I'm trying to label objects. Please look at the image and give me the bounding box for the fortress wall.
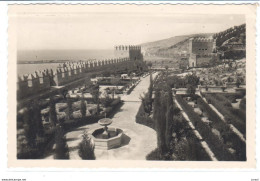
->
[115,45,142,61]
[188,38,219,68]
[18,44,144,100]
[17,57,132,100]
[189,38,216,55]
[114,45,130,58]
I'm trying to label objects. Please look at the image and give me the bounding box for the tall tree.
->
[23,107,37,147]
[78,131,95,160]
[90,84,100,115]
[49,97,58,127]
[32,100,44,137]
[54,124,70,159]
[165,87,174,151]
[147,72,153,113]
[66,97,73,120]
[80,93,87,118]
[153,89,167,157]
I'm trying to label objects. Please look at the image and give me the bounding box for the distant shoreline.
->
[17,60,81,64]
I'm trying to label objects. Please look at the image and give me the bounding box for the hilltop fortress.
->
[17,45,143,100]
[188,37,219,68]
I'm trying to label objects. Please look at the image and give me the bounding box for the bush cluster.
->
[78,132,95,160]
[136,102,154,129]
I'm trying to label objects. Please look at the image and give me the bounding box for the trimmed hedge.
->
[204,93,246,135]
[197,97,246,161]
[175,95,236,161]
[136,102,155,129]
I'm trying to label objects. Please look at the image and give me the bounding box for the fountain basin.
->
[90,127,123,150]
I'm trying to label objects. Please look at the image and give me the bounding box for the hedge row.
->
[213,94,246,122]
[175,95,236,161]
[176,120,212,161]
[204,93,246,135]
[63,99,123,131]
[136,102,155,130]
[197,97,246,161]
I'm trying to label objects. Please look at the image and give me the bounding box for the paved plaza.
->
[64,73,158,160]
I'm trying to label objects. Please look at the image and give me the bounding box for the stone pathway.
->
[65,73,158,160]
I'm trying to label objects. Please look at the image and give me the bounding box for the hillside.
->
[141,24,245,61]
[141,33,213,57]
[213,24,245,48]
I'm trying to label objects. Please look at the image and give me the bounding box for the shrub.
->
[66,98,73,120]
[146,148,173,160]
[136,102,154,129]
[204,94,246,135]
[239,97,246,110]
[80,98,87,118]
[100,95,113,107]
[49,97,58,126]
[23,107,37,147]
[110,97,121,107]
[54,125,70,159]
[186,84,196,95]
[17,129,40,159]
[78,131,95,160]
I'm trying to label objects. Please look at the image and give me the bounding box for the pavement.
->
[63,73,158,160]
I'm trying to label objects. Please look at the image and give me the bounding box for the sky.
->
[14,5,246,51]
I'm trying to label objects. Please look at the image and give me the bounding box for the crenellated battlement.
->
[114,45,141,51]
[189,37,215,42]
[17,57,132,99]
[114,45,143,61]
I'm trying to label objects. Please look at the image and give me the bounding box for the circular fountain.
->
[90,118,123,150]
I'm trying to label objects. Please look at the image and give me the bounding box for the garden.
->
[175,94,246,161]
[201,92,246,136]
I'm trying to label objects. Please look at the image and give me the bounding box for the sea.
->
[17,49,115,76]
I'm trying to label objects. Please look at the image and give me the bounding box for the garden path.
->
[65,72,158,160]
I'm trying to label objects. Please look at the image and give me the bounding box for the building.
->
[114,45,143,61]
[188,37,219,68]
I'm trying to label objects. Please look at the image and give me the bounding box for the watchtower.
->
[114,45,143,61]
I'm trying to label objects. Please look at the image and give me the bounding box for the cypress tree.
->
[165,87,174,151]
[32,100,44,137]
[153,89,167,157]
[49,97,57,127]
[80,94,87,118]
[160,91,167,155]
[148,72,153,113]
[54,124,69,159]
[66,97,73,120]
[78,131,95,160]
[23,107,37,147]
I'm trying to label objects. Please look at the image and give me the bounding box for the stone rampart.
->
[17,57,132,100]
